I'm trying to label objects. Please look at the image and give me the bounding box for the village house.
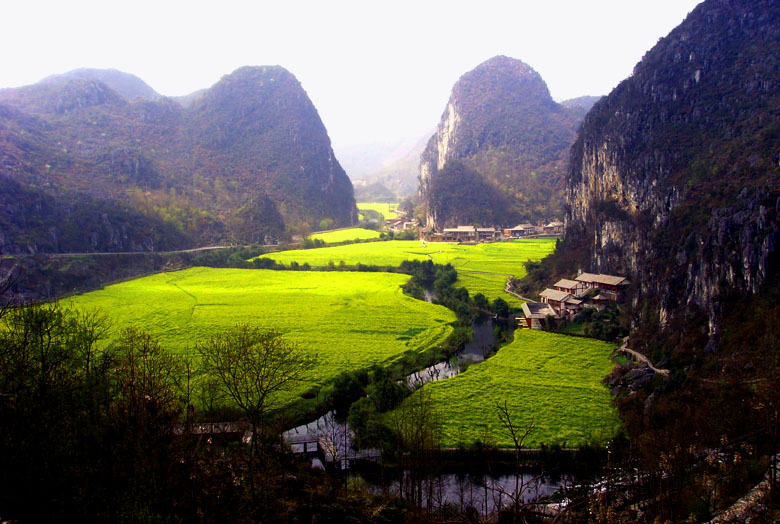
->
[539,288,571,312]
[439,226,500,242]
[544,221,564,235]
[553,278,587,297]
[503,223,536,238]
[441,226,478,242]
[539,288,583,317]
[385,218,416,232]
[520,302,558,329]
[476,227,501,242]
[575,272,630,300]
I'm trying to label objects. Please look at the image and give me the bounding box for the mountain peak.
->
[41,68,160,101]
[419,55,583,229]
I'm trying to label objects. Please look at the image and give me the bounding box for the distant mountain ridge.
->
[0,66,356,253]
[347,133,430,200]
[419,56,589,229]
[41,68,162,101]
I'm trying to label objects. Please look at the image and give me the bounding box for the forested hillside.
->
[0,66,357,253]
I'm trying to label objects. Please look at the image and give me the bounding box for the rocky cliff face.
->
[420,56,585,229]
[566,0,780,337]
[0,66,356,253]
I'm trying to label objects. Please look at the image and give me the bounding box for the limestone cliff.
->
[419,56,585,229]
[566,0,780,337]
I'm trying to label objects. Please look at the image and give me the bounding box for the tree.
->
[491,297,510,318]
[388,387,442,511]
[196,324,314,493]
[496,400,536,518]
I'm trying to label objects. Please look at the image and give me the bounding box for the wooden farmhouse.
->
[441,226,501,242]
[539,288,583,317]
[476,227,501,242]
[544,221,564,235]
[553,278,587,297]
[442,226,478,242]
[575,272,629,300]
[503,223,536,238]
[520,302,558,329]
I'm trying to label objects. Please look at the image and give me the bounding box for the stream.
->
[281,317,569,508]
[284,317,514,464]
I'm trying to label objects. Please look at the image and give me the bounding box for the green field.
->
[357,202,400,219]
[454,272,525,309]
[309,227,381,243]
[409,330,619,448]
[259,239,555,276]
[67,267,455,405]
[259,239,554,307]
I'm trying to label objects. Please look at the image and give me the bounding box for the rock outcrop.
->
[565,0,780,337]
[419,56,586,229]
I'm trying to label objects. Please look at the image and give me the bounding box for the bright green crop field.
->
[408,330,619,448]
[309,228,381,243]
[357,202,400,219]
[259,239,554,307]
[259,239,555,276]
[454,272,525,309]
[67,267,455,406]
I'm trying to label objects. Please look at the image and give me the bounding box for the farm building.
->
[520,302,558,329]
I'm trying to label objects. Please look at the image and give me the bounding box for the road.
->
[617,337,670,375]
[1,245,232,259]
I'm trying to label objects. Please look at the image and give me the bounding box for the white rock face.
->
[436,102,460,170]
[419,100,462,227]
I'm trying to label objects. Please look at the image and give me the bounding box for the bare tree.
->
[496,400,537,516]
[0,263,20,319]
[388,387,442,511]
[196,324,315,493]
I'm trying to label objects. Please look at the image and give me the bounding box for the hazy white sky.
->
[2,0,702,151]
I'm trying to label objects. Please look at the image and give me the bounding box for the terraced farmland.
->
[67,267,455,405]
[407,329,619,448]
[309,227,381,243]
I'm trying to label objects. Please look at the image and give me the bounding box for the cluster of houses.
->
[385,217,416,232]
[420,221,564,243]
[520,271,629,329]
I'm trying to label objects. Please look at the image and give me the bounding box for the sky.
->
[2,0,703,153]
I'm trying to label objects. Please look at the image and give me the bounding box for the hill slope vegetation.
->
[0,66,357,253]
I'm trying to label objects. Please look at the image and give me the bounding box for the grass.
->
[406,329,619,448]
[309,228,381,243]
[67,267,456,407]
[357,202,400,219]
